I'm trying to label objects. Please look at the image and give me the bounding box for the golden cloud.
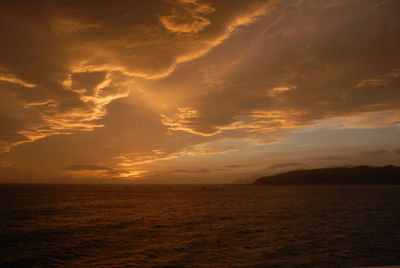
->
[161,107,221,136]
[160,0,215,34]
[356,69,400,88]
[0,0,275,154]
[183,141,238,156]
[162,107,308,137]
[1,0,400,182]
[115,150,184,167]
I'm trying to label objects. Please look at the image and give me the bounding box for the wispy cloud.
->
[0,0,272,154]
[159,0,214,34]
[173,168,211,173]
[64,164,112,171]
[2,0,400,182]
[360,149,389,156]
[0,160,11,167]
[115,150,183,167]
[227,164,243,168]
[266,162,302,170]
[316,156,344,161]
[356,78,391,88]
[356,69,400,88]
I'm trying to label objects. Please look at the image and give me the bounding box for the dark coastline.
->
[253,165,400,185]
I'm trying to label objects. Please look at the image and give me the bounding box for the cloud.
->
[2,0,400,182]
[159,0,215,34]
[174,168,211,173]
[291,110,400,133]
[160,0,400,146]
[64,163,149,179]
[183,140,239,156]
[113,140,240,175]
[162,108,308,138]
[119,170,149,178]
[316,156,344,161]
[0,0,273,153]
[393,148,400,155]
[266,162,302,170]
[342,111,400,129]
[356,69,400,88]
[361,149,389,156]
[227,164,242,168]
[267,85,296,98]
[64,164,112,171]
[161,107,220,136]
[63,164,123,179]
[355,78,391,88]
[389,69,400,78]
[51,19,101,33]
[0,69,36,88]
[115,149,183,167]
[0,160,10,167]
[0,67,130,153]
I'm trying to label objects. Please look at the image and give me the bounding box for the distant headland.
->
[252,165,400,185]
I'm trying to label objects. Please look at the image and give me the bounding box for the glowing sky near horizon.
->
[0,0,399,183]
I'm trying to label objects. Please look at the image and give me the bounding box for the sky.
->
[0,0,399,184]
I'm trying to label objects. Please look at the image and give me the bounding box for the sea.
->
[0,184,399,267]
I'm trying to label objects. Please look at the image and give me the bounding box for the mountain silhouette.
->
[253,165,400,185]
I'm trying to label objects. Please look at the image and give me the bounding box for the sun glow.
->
[119,170,148,178]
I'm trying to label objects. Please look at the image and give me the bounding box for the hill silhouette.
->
[253,165,400,185]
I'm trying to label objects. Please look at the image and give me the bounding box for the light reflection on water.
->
[1,185,399,267]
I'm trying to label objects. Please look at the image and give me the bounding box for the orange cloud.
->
[0,160,11,167]
[0,0,275,154]
[161,107,220,136]
[1,0,400,183]
[267,85,296,98]
[183,141,238,156]
[356,78,391,88]
[119,170,149,178]
[162,107,308,138]
[160,0,215,34]
[115,150,184,167]
[0,68,36,88]
[356,69,400,88]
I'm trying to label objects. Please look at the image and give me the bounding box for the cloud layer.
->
[1,0,400,182]
[0,0,271,153]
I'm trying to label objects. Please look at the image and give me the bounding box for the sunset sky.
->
[0,0,399,183]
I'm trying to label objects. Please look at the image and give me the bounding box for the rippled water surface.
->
[1,184,400,267]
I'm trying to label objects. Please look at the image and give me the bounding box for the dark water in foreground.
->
[0,185,399,267]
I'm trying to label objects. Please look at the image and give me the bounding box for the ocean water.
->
[0,185,399,267]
